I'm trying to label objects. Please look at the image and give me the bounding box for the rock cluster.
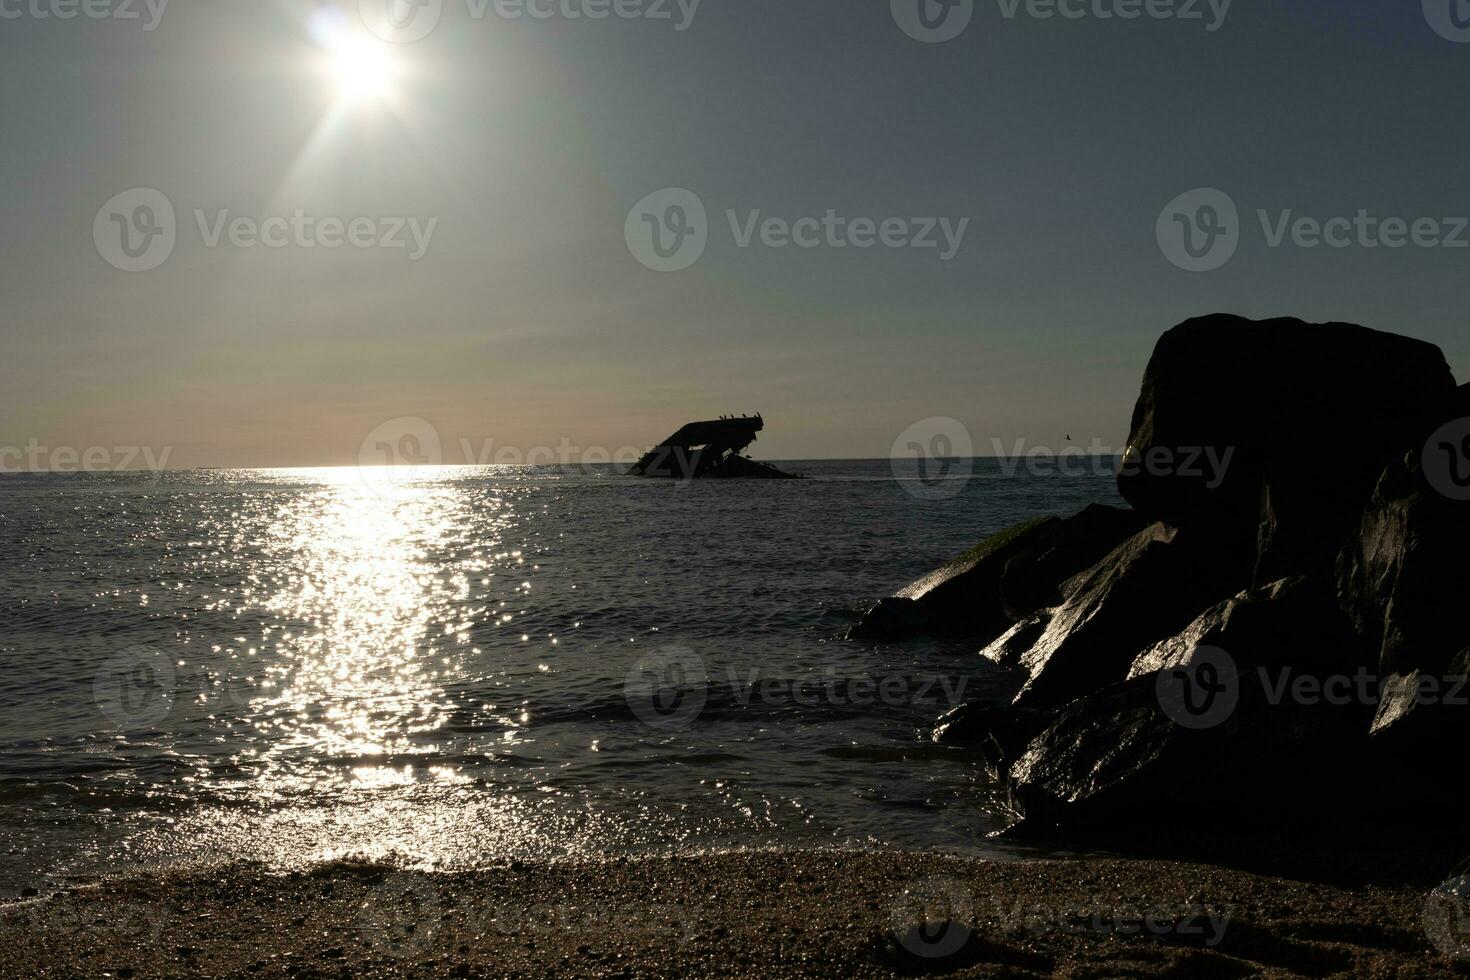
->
[862,315,1470,849]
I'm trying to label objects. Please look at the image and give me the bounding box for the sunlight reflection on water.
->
[0,462,1122,884]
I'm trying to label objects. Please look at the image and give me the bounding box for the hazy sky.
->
[1,0,1467,467]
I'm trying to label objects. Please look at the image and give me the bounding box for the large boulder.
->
[1118,316,1457,584]
[849,506,1146,644]
[847,516,1058,641]
[997,504,1148,616]
[1004,668,1373,843]
[1127,575,1358,682]
[1009,523,1244,711]
[933,319,1467,854]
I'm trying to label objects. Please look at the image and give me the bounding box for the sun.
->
[329,35,396,104]
[309,7,399,107]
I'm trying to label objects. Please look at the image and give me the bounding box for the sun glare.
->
[330,36,396,103]
[309,7,398,107]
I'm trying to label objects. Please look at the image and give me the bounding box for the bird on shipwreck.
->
[629,414,802,480]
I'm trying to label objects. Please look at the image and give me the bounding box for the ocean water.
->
[0,460,1122,891]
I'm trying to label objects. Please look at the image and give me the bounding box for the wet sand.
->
[3,851,1465,978]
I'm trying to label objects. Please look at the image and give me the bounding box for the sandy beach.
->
[3,851,1464,978]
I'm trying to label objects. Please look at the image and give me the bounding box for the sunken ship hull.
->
[629,415,801,480]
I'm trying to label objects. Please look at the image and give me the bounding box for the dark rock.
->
[978,610,1051,672]
[1128,575,1360,681]
[1338,451,1470,687]
[843,597,927,641]
[847,516,1059,641]
[1005,669,1372,842]
[1118,315,1456,584]
[1335,444,1470,759]
[997,504,1149,616]
[1009,523,1243,711]
[849,506,1145,644]
[1369,648,1470,737]
[932,700,1050,778]
[19,887,38,898]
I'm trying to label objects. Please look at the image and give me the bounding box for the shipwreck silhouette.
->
[629,414,801,480]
